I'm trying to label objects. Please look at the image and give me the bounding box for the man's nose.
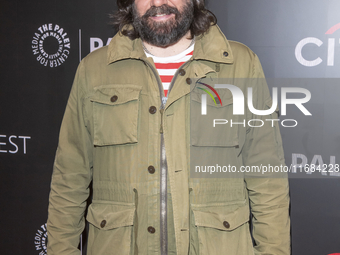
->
[150,0,168,7]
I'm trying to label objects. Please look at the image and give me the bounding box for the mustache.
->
[142,4,180,18]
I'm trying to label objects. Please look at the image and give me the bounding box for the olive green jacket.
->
[47,25,290,255]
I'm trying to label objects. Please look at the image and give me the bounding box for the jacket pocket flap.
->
[86,202,135,230]
[193,205,249,231]
[89,84,142,105]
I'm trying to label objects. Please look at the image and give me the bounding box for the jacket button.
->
[110,95,118,102]
[149,106,157,114]
[100,220,107,228]
[148,165,155,174]
[223,221,230,229]
[179,69,186,76]
[148,226,156,234]
[186,78,192,85]
[223,51,229,57]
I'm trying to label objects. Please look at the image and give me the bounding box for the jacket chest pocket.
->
[190,87,243,177]
[89,85,142,146]
[190,87,239,147]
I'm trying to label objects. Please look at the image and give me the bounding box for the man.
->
[47,0,290,254]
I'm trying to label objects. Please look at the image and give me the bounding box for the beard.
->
[132,1,194,47]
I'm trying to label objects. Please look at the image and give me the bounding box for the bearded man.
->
[47,0,290,254]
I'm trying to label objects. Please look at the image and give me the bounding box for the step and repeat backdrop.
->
[1,0,339,254]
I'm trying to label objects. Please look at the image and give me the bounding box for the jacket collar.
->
[191,25,234,64]
[107,25,234,65]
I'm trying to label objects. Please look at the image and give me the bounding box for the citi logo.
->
[295,23,340,67]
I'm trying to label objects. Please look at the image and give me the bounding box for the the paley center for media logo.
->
[198,82,311,128]
[31,23,71,68]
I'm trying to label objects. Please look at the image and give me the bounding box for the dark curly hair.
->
[110,0,217,40]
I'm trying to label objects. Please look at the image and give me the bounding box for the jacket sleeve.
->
[243,54,291,255]
[47,60,93,254]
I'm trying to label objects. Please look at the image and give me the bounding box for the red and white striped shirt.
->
[145,44,194,98]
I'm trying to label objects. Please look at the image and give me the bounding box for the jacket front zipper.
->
[144,58,191,255]
[143,60,168,255]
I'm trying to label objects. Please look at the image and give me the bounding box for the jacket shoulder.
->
[228,40,257,61]
[81,45,109,68]
[70,45,110,94]
[227,40,265,78]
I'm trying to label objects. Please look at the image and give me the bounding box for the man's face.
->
[132,0,194,47]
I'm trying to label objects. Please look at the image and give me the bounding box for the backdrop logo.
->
[32,23,71,67]
[295,23,340,67]
[0,134,31,154]
[90,37,112,53]
[34,223,47,255]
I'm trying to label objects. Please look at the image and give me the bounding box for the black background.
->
[1,0,339,254]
